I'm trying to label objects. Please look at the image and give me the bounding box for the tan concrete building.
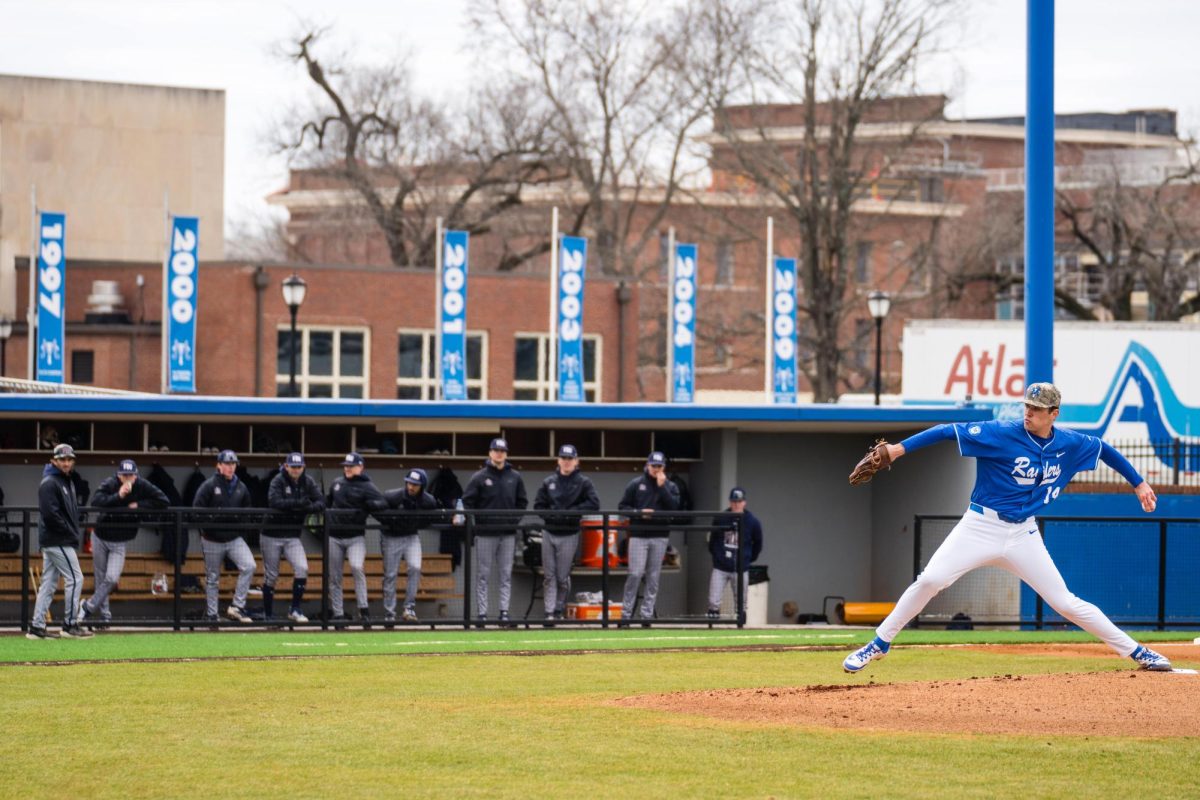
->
[0,74,225,324]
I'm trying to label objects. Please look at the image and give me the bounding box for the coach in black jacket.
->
[81,459,169,625]
[617,451,681,623]
[193,450,257,623]
[462,437,527,625]
[533,444,600,620]
[264,452,325,622]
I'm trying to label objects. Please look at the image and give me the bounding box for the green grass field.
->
[2,628,1198,799]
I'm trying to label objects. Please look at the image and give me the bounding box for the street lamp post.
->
[867,291,891,406]
[0,317,12,377]
[281,274,308,397]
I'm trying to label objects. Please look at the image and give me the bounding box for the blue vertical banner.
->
[671,242,697,403]
[440,230,470,401]
[771,257,798,404]
[35,212,66,383]
[165,216,199,393]
[557,235,588,402]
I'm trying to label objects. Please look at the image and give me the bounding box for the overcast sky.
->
[2,0,1199,239]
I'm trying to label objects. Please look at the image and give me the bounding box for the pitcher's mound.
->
[617,671,1200,737]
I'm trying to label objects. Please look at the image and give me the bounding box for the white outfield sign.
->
[901,320,1200,439]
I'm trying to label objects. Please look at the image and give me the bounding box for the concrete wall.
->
[0,74,225,317]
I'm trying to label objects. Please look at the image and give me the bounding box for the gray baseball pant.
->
[541,532,578,615]
[260,535,309,586]
[201,537,256,617]
[85,537,127,619]
[474,534,515,616]
[328,535,368,615]
[32,546,83,629]
[622,537,668,619]
[381,534,422,615]
[707,568,748,612]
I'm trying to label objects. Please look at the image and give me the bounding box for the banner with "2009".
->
[165,216,199,393]
[557,236,588,402]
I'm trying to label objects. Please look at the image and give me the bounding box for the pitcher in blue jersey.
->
[843,382,1172,674]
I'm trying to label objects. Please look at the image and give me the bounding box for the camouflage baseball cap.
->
[1024,382,1062,409]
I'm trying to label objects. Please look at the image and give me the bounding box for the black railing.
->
[1071,438,1200,488]
[1,507,744,631]
[913,513,1200,629]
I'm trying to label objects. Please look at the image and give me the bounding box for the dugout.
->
[0,394,989,623]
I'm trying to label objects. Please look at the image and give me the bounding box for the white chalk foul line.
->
[279,632,855,648]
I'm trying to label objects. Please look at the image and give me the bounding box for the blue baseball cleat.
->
[1130,645,1171,671]
[843,637,890,673]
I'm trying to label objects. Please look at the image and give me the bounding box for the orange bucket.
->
[579,515,625,568]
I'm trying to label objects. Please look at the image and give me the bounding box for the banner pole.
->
[548,207,559,401]
[434,217,444,401]
[764,216,774,399]
[665,227,676,403]
[27,186,37,379]
[161,190,170,394]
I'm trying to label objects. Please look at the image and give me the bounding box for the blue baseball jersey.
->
[952,420,1102,521]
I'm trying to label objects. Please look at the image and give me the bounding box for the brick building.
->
[10,259,638,402]
[268,96,1184,402]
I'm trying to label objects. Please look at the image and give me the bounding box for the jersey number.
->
[1043,486,1060,504]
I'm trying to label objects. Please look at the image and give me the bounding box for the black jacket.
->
[462,461,528,537]
[192,472,253,543]
[380,488,440,537]
[266,468,326,538]
[534,469,600,535]
[618,471,681,538]
[709,508,764,572]
[38,463,83,548]
[91,475,170,542]
[327,473,387,538]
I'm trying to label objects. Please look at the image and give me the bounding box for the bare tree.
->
[470,0,727,277]
[275,29,565,269]
[702,0,962,401]
[1056,149,1200,321]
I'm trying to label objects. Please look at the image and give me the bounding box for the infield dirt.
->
[617,643,1200,738]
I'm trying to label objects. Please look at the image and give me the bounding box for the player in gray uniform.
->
[533,444,600,622]
[381,468,439,624]
[462,437,528,627]
[265,452,325,623]
[193,449,257,624]
[81,458,169,627]
[30,444,93,639]
[618,451,681,625]
[327,452,388,629]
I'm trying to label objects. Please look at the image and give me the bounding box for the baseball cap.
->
[729,487,747,501]
[285,452,305,468]
[118,459,138,475]
[646,451,666,467]
[1024,382,1062,409]
[341,452,365,467]
[52,443,76,460]
[557,444,579,459]
[489,437,509,452]
[216,449,239,464]
[404,468,428,486]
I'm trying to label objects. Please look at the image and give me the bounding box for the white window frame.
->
[276,324,370,399]
[396,328,488,400]
[513,332,602,402]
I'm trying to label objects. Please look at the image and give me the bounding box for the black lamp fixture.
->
[281,274,308,397]
[866,290,891,406]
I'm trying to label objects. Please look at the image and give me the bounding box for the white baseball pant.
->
[877,505,1138,656]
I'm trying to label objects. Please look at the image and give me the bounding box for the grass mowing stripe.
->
[0,627,1196,664]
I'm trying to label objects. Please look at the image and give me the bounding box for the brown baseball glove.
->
[848,439,893,486]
